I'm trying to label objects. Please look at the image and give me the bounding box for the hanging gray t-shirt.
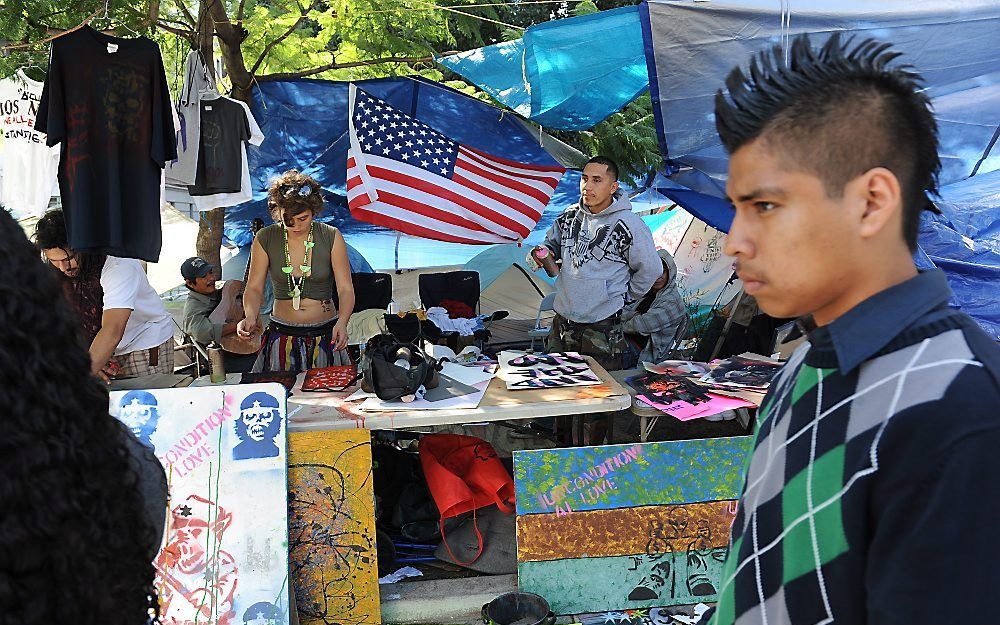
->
[165,50,215,187]
[188,97,250,196]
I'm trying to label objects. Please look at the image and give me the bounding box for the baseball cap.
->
[181,256,216,281]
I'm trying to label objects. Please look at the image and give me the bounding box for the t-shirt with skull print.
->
[187,97,250,196]
[36,26,176,263]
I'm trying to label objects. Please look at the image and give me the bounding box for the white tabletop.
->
[191,357,631,432]
[287,356,631,432]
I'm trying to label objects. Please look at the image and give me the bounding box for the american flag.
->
[346,85,566,244]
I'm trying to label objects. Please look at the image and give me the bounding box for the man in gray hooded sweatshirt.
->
[536,156,662,370]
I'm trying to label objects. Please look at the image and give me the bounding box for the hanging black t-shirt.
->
[187,98,250,196]
[36,26,175,262]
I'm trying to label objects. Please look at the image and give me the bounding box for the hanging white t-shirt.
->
[102,256,175,355]
[0,70,59,217]
[192,97,264,211]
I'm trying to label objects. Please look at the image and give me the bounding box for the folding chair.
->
[171,317,210,376]
[418,270,481,313]
[528,292,556,351]
[352,272,393,312]
[417,270,510,353]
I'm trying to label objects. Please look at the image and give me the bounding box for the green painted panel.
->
[518,548,728,615]
[514,437,753,515]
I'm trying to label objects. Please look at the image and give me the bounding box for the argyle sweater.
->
[705,272,1000,625]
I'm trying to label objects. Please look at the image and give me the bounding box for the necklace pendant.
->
[300,264,311,274]
[291,286,301,310]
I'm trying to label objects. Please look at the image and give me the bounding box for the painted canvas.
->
[498,351,601,390]
[700,355,782,389]
[288,430,381,625]
[514,437,753,615]
[627,374,756,421]
[110,384,290,625]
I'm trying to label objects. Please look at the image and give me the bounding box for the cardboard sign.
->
[110,384,290,625]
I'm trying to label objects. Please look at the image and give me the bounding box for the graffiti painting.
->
[499,351,601,390]
[110,384,290,625]
[514,438,752,614]
[288,430,380,625]
[701,355,782,389]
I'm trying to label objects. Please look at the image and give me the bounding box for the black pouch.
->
[360,334,441,401]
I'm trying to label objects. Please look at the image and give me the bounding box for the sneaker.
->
[704,409,737,422]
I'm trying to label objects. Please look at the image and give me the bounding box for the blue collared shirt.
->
[802,269,954,374]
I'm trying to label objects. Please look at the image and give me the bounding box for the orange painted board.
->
[289,430,381,625]
[517,500,737,562]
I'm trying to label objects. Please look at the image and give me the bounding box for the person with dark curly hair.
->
[0,207,167,624]
[35,209,174,381]
[237,169,355,371]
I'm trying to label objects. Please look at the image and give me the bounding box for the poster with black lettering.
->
[498,350,601,390]
[0,71,58,217]
[109,383,290,625]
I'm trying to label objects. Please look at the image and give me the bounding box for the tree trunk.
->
[195,207,227,268]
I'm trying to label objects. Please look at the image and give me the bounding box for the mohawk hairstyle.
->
[715,33,941,251]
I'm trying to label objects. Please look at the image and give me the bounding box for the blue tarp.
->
[919,170,1000,339]
[640,0,1000,336]
[227,76,584,268]
[438,6,648,130]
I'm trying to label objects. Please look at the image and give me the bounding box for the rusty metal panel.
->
[517,500,737,562]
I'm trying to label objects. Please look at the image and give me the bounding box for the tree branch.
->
[156,20,195,40]
[175,0,197,29]
[256,51,457,82]
[157,15,194,30]
[249,1,319,76]
[237,0,249,22]
[146,1,162,28]
[206,0,235,37]
[2,7,103,51]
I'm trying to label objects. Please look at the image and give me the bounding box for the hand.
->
[331,322,349,351]
[96,360,118,384]
[237,316,259,339]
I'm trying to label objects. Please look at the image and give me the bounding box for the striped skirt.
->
[251,317,351,373]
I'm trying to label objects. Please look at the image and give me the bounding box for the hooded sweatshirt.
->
[621,249,688,363]
[543,190,662,323]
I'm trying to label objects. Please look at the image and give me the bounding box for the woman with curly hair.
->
[0,209,166,624]
[237,170,355,371]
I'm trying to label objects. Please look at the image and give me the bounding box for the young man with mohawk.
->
[703,34,1000,624]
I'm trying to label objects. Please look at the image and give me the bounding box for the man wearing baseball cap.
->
[180,256,255,372]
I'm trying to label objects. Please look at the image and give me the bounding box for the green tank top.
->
[257,222,337,301]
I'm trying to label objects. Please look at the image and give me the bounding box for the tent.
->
[463,244,555,320]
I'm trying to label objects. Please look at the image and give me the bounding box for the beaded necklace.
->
[282,223,315,310]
